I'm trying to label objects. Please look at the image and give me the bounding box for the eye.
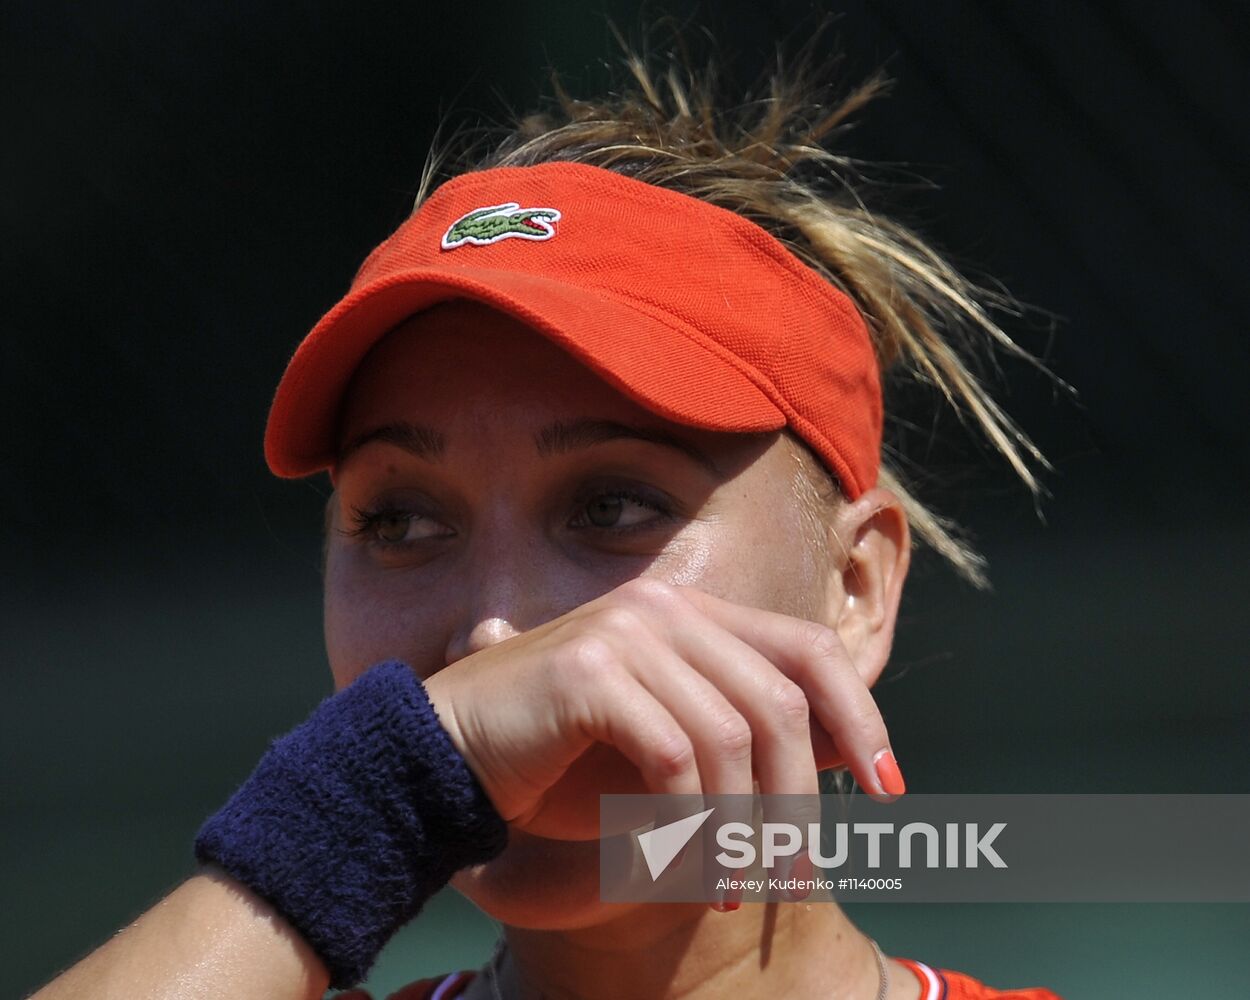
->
[585,494,626,528]
[343,503,452,546]
[374,511,417,543]
[571,489,671,532]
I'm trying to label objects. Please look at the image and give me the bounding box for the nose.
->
[443,615,522,665]
[441,523,570,667]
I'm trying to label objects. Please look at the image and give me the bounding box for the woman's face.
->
[323,301,845,927]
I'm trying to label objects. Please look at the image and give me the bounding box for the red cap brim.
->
[264,268,786,479]
[264,162,880,497]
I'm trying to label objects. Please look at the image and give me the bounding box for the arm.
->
[31,576,896,998]
[30,866,329,1000]
[31,662,507,999]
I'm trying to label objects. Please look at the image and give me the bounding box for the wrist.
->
[193,660,508,989]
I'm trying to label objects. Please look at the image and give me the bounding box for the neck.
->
[498,902,905,1000]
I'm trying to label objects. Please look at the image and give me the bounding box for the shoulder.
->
[900,958,1065,1000]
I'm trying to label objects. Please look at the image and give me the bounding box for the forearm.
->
[32,661,505,998]
[30,867,329,1000]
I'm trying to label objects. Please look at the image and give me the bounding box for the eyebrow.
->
[338,417,720,475]
[340,422,447,462]
[535,418,721,475]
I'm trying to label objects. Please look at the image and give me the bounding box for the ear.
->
[822,487,911,688]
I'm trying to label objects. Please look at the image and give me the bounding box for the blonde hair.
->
[414,41,1053,587]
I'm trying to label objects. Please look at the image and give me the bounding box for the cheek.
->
[645,502,827,621]
[743,486,830,619]
[323,547,448,690]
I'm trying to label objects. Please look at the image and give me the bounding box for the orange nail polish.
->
[712,885,742,912]
[785,852,813,901]
[873,749,906,797]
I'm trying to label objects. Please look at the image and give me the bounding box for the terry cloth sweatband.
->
[193,659,509,989]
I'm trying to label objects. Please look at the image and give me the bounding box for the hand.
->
[424,578,898,841]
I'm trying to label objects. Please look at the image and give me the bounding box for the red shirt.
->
[377,960,1064,999]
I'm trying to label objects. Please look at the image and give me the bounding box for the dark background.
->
[5,2,1248,997]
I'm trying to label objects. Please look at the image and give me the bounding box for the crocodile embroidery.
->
[441,202,562,249]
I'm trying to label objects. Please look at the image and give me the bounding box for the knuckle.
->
[799,621,844,663]
[590,604,644,637]
[652,733,696,778]
[713,715,753,759]
[617,576,680,611]
[555,634,617,682]
[849,702,886,740]
[772,681,811,730]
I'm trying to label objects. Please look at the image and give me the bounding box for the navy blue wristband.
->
[193,660,508,989]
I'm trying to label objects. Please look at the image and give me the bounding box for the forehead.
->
[334,300,788,479]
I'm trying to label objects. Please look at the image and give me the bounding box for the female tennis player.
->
[32,49,1062,1000]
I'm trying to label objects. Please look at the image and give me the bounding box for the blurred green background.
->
[5,2,1248,997]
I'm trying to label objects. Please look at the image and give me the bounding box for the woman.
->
[31,51,1060,1000]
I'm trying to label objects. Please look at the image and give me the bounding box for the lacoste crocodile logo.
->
[441,202,562,249]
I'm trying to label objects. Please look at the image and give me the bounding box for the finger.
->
[693,624,826,898]
[657,613,824,899]
[675,590,901,800]
[667,618,821,799]
[624,641,756,909]
[810,724,846,771]
[625,640,756,801]
[585,669,703,800]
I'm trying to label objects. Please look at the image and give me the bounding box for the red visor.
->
[264,161,881,497]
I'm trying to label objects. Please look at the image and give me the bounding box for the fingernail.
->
[711,885,741,912]
[776,848,804,880]
[785,852,813,901]
[873,749,906,798]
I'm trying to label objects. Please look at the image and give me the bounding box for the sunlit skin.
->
[323,301,916,1000]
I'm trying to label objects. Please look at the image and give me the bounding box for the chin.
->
[450,829,641,930]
